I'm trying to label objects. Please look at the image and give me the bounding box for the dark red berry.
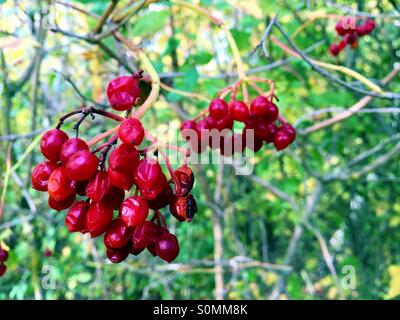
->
[0,247,9,262]
[86,202,113,238]
[329,43,341,56]
[31,161,59,191]
[170,194,198,222]
[155,232,180,263]
[209,98,228,120]
[74,180,89,196]
[281,123,296,142]
[65,201,89,233]
[173,165,194,197]
[107,76,140,111]
[180,120,198,142]
[44,249,53,257]
[214,114,234,131]
[273,131,292,151]
[60,138,89,165]
[106,243,130,263]
[132,221,163,249]
[65,150,99,181]
[130,243,145,256]
[147,243,157,257]
[148,184,174,210]
[104,218,133,249]
[230,100,249,122]
[0,264,7,277]
[48,167,75,201]
[48,192,76,211]
[118,118,145,146]
[40,129,69,162]
[120,196,149,227]
[101,186,125,210]
[244,128,263,152]
[86,171,109,202]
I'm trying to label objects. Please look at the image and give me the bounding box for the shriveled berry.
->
[155,232,180,263]
[120,196,149,227]
[0,247,9,262]
[65,201,89,233]
[31,161,59,191]
[48,167,75,201]
[118,118,145,146]
[48,192,76,211]
[132,221,163,249]
[273,131,292,151]
[87,202,113,238]
[148,184,174,210]
[65,150,99,181]
[106,243,130,263]
[107,76,140,111]
[0,264,7,277]
[40,129,69,162]
[173,165,194,197]
[170,194,198,222]
[60,138,89,165]
[104,218,133,249]
[209,98,228,120]
[230,100,249,122]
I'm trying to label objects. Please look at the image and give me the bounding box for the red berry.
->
[170,194,198,222]
[60,138,89,165]
[147,243,157,257]
[120,196,149,227]
[65,150,99,181]
[180,120,198,142]
[148,184,174,210]
[273,131,292,151]
[345,32,358,46]
[134,158,167,199]
[65,201,89,233]
[155,232,180,263]
[250,96,278,121]
[0,247,9,262]
[214,115,234,131]
[356,25,368,36]
[364,19,376,33]
[74,180,89,196]
[209,98,228,120]
[86,202,113,238]
[40,129,69,162]
[130,243,145,256]
[48,167,75,201]
[230,100,249,122]
[336,17,356,35]
[44,249,53,257]
[338,39,347,50]
[173,165,194,197]
[86,171,109,202]
[31,161,59,191]
[101,186,125,210]
[104,218,133,249]
[329,43,341,56]
[108,143,139,173]
[107,76,140,111]
[106,243,130,263]
[132,221,163,249]
[118,118,145,146]
[140,173,168,200]
[0,264,7,277]
[108,166,135,191]
[244,128,263,152]
[48,192,76,211]
[281,123,296,142]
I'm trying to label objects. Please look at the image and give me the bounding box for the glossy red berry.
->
[108,167,135,191]
[209,98,228,120]
[40,129,69,162]
[134,158,168,199]
[140,173,168,200]
[0,264,7,277]
[250,96,278,121]
[214,115,234,131]
[106,243,130,263]
[155,232,180,263]
[118,118,145,146]
[281,123,296,142]
[101,186,125,210]
[86,202,113,238]
[230,100,249,122]
[47,167,75,201]
[86,171,109,202]
[180,120,197,142]
[120,196,149,227]
[147,243,157,256]
[329,43,341,56]
[65,150,99,181]
[170,194,198,222]
[108,143,139,173]
[148,184,174,210]
[107,76,140,111]
[48,192,76,211]
[31,161,59,191]
[0,247,9,261]
[173,166,194,197]
[65,201,89,233]
[104,218,133,249]
[273,131,292,151]
[130,243,145,256]
[132,221,163,249]
[60,138,89,165]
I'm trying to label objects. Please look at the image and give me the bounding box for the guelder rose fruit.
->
[107,76,140,111]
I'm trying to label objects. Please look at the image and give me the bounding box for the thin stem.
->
[92,0,120,34]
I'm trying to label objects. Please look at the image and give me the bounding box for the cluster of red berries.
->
[180,95,296,154]
[0,246,8,277]
[31,74,197,264]
[329,17,376,56]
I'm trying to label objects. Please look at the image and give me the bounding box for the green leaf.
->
[186,51,213,65]
[230,29,251,53]
[131,11,170,38]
